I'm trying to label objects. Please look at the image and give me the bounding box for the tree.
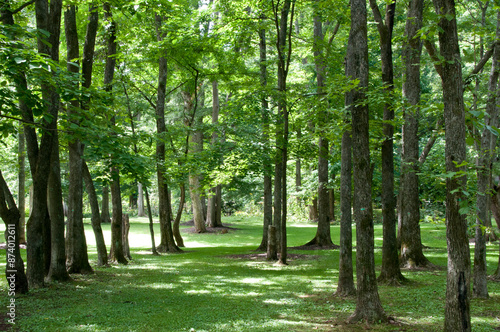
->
[304,0,335,248]
[103,2,127,264]
[346,0,387,323]
[432,0,471,330]
[64,4,92,275]
[399,0,432,269]
[369,0,405,284]
[473,8,500,299]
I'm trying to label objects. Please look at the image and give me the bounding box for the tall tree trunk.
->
[47,132,73,281]
[305,4,334,248]
[474,9,500,299]
[432,0,471,330]
[155,14,180,252]
[257,17,273,252]
[82,161,108,266]
[399,0,431,270]
[346,0,386,323]
[64,4,92,275]
[17,127,26,244]
[104,3,127,264]
[0,170,29,294]
[335,130,356,297]
[369,0,405,285]
[272,0,294,265]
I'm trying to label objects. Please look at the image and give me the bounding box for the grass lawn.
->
[0,214,499,331]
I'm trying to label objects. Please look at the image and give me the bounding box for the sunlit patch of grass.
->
[0,215,499,331]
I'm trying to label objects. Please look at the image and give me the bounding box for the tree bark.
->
[17,127,26,244]
[335,130,356,297]
[104,3,127,264]
[144,186,159,255]
[399,0,432,269]
[47,132,73,281]
[189,126,206,233]
[305,4,334,248]
[138,183,145,217]
[473,9,500,299]
[155,14,180,252]
[0,170,29,294]
[369,0,405,285]
[257,19,273,252]
[101,186,111,223]
[346,0,387,323]
[82,161,108,266]
[432,0,471,330]
[172,183,185,248]
[64,4,92,275]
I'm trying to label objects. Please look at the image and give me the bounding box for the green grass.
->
[0,215,499,331]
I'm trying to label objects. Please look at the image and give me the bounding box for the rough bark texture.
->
[25,0,63,288]
[65,5,92,275]
[83,162,108,266]
[335,130,356,297]
[399,0,432,269]
[188,125,206,233]
[17,127,26,244]
[432,0,471,330]
[474,10,500,299]
[101,186,111,223]
[47,133,73,281]
[305,5,334,248]
[172,183,185,247]
[155,14,180,252]
[257,21,272,251]
[346,0,387,323]
[0,170,29,294]
[104,3,127,264]
[122,214,131,260]
[369,0,404,285]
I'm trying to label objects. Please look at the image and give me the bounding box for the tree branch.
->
[419,117,444,164]
[464,41,497,86]
[423,39,443,78]
[12,0,35,14]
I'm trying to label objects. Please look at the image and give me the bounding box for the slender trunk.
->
[101,186,111,223]
[82,161,108,266]
[155,14,180,252]
[173,184,185,247]
[144,186,159,255]
[433,0,471,330]
[335,130,356,297]
[104,3,127,264]
[347,0,386,323]
[306,8,333,248]
[257,18,273,252]
[474,10,500,299]
[18,127,26,244]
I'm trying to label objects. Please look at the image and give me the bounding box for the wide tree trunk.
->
[399,0,431,270]
[47,133,73,281]
[64,4,92,275]
[335,130,356,297]
[432,0,471,330]
[82,162,108,266]
[346,0,387,323]
[0,170,29,294]
[474,10,499,299]
[189,127,206,233]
